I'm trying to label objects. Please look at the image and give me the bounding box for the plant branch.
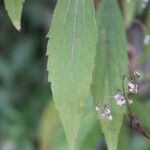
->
[122,75,132,117]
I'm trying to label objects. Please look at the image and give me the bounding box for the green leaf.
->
[39,101,60,150]
[143,8,150,71]
[4,0,24,30]
[40,97,101,150]
[91,0,128,150]
[49,96,101,150]
[47,0,97,149]
[123,0,139,28]
[132,100,150,129]
[117,126,129,150]
[75,96,101,150]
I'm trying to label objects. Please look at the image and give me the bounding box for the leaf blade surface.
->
[92,0,128,149]
[47,0,97,149]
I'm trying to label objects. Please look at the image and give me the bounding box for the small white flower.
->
[96,104,113,121]
[101,113,113,121]
[107,114,113,121]
[95,104,100,112]
[103,104,111,114]
[116,99,126,106]
[114,92,126,106]
[101,104,113,121]
[144,35,150,45]
[128,82,138,94]
[134,71,141,78]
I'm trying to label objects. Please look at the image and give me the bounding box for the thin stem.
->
[122,75,132,117]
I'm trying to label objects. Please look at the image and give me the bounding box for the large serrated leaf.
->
[47,0,97,149]
[91,0,128,150]
[4,0,24,30]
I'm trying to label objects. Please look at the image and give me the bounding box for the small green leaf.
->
[47,0,97,149]
[4,0,24,30]
[91,0,128,150]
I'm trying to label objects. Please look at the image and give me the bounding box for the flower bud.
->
[128,82,138,94]
[95,104,113,121]
[114,92,126,106]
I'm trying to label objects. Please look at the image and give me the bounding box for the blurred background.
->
[0,0,150,150]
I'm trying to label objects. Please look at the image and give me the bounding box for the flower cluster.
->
[114,91,133,106]
[114,91,126,106]
[128,71,141,94]
[128,82,138,94]
[95,71,141,121]
[95,104,113,121]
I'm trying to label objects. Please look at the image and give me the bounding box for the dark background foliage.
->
[0,0,150,150]
[0,0,56,149]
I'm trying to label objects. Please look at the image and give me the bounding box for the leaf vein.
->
[70,0,79,89]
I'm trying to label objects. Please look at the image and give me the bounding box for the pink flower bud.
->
[114,93,126,106]
[128,82,138,94]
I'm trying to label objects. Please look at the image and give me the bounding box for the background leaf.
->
[4,0,24,30]
[75,95,102,150]
[39,101,60,150]
[91,0,128,149]
[123,0,139,28]
[47,0,97,149]
[42,96,102,150]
